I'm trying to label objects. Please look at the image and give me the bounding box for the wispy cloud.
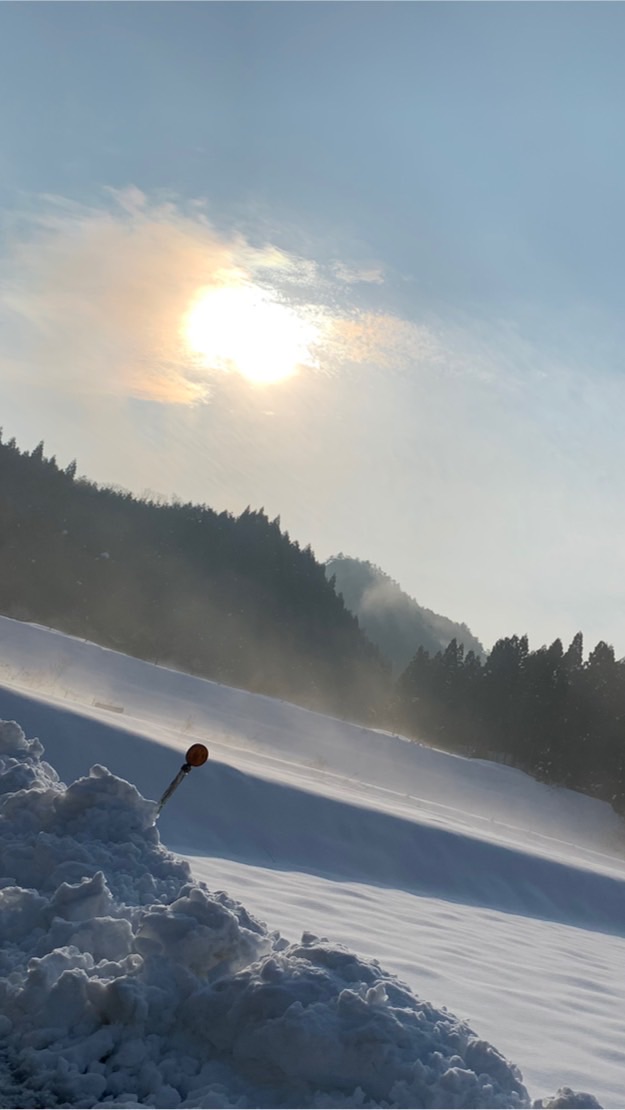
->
[332,261,385,285]
[0,192,242,404]
[0,189,441,405]
[325,312,442,370]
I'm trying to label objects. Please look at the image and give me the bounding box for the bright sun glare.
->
[183,283,320,385]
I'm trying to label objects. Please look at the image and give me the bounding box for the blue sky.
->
[1,2,625,654]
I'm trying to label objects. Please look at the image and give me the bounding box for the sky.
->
[1,2,625,654]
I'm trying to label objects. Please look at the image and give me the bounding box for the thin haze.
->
[1,3,625,653]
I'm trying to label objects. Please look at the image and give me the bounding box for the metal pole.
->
[156,743,209,818]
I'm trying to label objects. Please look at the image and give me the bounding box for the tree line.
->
[395,632,625,813]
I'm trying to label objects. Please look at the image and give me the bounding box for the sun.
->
[183,282,319,385]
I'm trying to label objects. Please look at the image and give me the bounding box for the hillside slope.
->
[326,554,484,672]
[0,614,620,871]
[0,435,387,718]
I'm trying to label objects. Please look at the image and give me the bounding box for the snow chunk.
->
[185,937,529,1107]
[0,718,594,1109]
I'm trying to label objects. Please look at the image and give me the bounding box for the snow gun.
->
[155,743,209,818]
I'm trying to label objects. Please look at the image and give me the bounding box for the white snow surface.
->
[0,615,619,1108]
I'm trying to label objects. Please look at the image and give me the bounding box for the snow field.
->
[0,616,621,1106]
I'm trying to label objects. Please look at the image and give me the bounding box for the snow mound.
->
[0,720,595,1109]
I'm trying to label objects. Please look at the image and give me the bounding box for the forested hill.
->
[0,435,389,719]
[326,555,484,673]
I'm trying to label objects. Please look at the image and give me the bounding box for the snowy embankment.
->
[0,720,543,1110]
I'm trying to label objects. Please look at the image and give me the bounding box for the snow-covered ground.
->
[0,615,622,1107]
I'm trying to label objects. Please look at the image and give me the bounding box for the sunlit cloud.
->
[332,261,385,285]
[0,189,440,406]
[325,312,442,370]
[0,194,235,404]
[184,283,322,385]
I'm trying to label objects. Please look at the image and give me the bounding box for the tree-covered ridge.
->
[396,632,625,813]
[0,434,388,719]
[326,554,484,674]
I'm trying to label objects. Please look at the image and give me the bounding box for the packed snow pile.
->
[0,721,599,1110]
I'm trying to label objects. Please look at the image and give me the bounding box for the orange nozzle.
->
[185,743,209,767]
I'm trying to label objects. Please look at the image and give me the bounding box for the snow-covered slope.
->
[0,615,621,867]
[0,616,621,1106]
